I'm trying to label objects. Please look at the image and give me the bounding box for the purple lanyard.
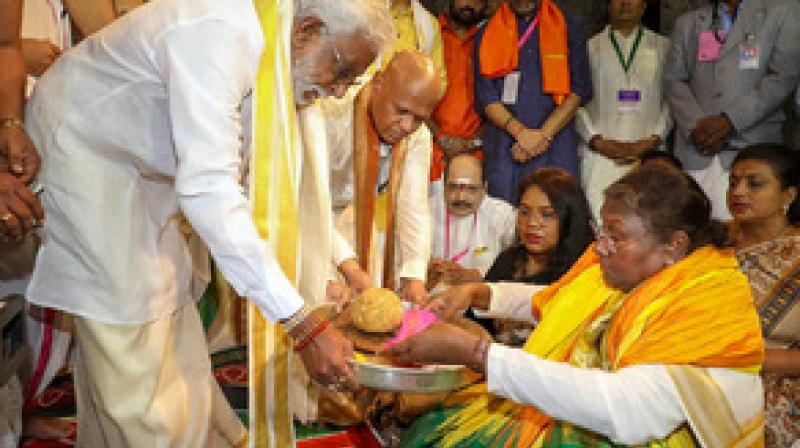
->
[517,12,541,48]
[445,211,478,263]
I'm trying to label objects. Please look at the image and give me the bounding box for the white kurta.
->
[25,0,303,325]
[484,282,764,446]
[429,193,516,276]
[325,96,433,285]
[576,26,672,219]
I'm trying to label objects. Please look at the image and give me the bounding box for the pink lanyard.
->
[445,211,478,263]
[517,12,541,48]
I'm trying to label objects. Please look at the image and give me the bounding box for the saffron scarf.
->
[422,245,763,447]
[249,0,299,446]
[353,85,409,290]
[478,1,570,105]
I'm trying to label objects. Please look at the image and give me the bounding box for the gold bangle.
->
[0,117,24,130]
[281,304,313,334]
[291,315,324,345]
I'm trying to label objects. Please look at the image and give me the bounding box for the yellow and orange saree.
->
[402,245,764,448]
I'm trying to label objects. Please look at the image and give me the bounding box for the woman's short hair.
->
[732,144,800,225]
[604,164,728,251]
[516,168,594,279]
[639,149,683,170]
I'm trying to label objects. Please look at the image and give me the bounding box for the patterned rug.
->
[20,346,379,447]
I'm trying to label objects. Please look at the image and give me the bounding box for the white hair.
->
[294,0,396,55]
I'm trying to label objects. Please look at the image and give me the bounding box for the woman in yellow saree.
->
[387,164,765,448]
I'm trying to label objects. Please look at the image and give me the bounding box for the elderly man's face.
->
[369,75,440,145]
[445,157,485,217]
[594,199,671,292]
[509,0,539,16]
[609,0,646,27]
[291,19,376,106]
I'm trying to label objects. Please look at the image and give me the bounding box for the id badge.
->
[617,89,641,113]
[740,39,759,69]
[501,71,520,104]
[697,30,724,62]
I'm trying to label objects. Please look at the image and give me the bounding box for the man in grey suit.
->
[664,0,800,219]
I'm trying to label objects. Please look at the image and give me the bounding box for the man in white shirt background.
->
[428,153,516,288]
[22,0,394,445]
[329,51,441,304]
[576,0,672,219]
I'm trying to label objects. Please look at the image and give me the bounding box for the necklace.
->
[733,221,797,250]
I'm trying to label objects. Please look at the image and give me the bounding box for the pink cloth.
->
[384,310,438,348]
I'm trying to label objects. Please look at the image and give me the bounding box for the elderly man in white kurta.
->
[576,0,672,219]
[428,153,516,287]
[22,0,394,445]
[327,51,442,304]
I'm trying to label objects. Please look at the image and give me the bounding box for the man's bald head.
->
[369,51,443,144]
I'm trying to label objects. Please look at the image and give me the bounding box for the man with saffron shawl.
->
[22,0,395,445]
[329,51,443,304]
[387,164,765,448]
[427,0,487,187]
[475,0,592,204]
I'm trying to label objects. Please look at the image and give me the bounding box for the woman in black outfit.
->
[484,168,594,284]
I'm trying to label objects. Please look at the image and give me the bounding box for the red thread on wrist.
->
[293,319,330,352]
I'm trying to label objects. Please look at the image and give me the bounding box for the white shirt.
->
[484,283,764,446]
[576,26,672,218]
[429,193,516,276]
[324,89,432,283]
[25,0,303,324]
[330,127,433,283]
[487,347,762,445]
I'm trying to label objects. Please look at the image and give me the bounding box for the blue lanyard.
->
[711,0,741,43]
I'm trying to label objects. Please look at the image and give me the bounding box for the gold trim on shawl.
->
[381,139,408,290]
[250,0,298,445]
[353,85,379,272]
[432,246,764,448]
[667,365,764,448]
[352,85,410,289]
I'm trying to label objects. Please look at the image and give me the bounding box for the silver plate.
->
[351,356,472,393]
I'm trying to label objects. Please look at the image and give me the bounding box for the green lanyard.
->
[608,26,644,74]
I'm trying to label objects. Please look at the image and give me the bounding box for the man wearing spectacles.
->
[22,0,394,445]
[428,153,516,289]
